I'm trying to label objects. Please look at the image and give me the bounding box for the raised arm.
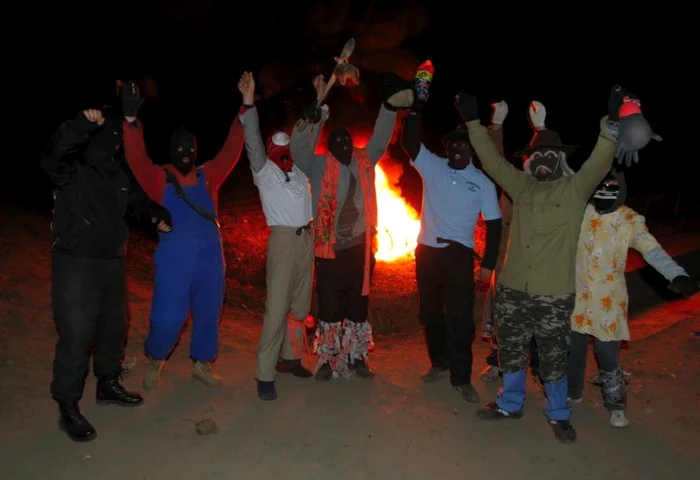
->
[457,95,528,199]
[201,116,245,189]
[365,104,398,166]
[40,111,97,188]
[570,116,617,200]
[488,100,508,156]
[237,72,267,173]
[290,106,328,177]
[400,110,421,161]
[122,121,167,204]
[480,178,502,271]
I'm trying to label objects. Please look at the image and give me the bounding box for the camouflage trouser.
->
[495,285,574,383]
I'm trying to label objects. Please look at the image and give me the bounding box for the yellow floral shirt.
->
[572,205,660,341]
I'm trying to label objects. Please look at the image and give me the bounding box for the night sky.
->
[17,1,680,210]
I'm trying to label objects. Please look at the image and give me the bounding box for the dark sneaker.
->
[276,359,313,378]
[477,402,523,420]
[549,419,577,444]
[455,384,480,403]
[315,363,333,381]
[420,366,448,383]
[349,359,374,378]
[257,380,277,401]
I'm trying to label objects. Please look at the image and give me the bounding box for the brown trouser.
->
[256,225,314,382]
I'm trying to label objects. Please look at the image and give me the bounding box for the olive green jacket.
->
[465,117,618,295]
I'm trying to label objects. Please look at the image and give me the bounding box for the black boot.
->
[96,377,144,407]
[58,401,97,442]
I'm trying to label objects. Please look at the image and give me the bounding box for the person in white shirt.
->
[238,72,314,401]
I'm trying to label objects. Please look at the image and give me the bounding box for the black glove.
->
[454,93,479,123]
[378,72,414,111]
[120,80,145,118]
[301,101,322,124]
[669,275,699,298]
[150,204,173,232]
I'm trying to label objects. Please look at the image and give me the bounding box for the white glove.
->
[529,101,546,129]
[491,101,508,125]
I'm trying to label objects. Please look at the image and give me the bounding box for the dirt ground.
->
[1,202,699,480]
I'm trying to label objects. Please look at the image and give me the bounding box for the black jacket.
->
[41,114,160,259]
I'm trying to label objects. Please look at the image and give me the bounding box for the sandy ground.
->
[1,203,699,480]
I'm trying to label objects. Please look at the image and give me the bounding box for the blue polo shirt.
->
[412,144,501,249]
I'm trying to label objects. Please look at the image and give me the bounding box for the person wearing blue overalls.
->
[121,82,245,389]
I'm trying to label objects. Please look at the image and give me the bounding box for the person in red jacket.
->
[120,82,245,389]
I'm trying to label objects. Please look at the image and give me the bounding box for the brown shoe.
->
[192,361,223,387]
[143,358,164,391]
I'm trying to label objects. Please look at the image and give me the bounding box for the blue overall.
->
[145,170,225,362]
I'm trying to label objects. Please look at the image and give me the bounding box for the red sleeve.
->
[202,117,245,190]
[122,120,167,204]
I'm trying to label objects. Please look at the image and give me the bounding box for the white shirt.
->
[253,160,313,227]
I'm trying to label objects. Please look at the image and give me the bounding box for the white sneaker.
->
[609,410,629,428]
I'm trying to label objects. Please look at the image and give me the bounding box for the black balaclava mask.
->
[83,107,123,171]
[526,149,564,181]
[170,126,197,176]
[328,126,353,166]
[591,169,627,214]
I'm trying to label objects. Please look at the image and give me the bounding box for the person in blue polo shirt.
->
[402,108,502,403]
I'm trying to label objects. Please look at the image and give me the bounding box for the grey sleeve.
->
[642,246,689,282]
[290,106,328,177]
[239,107,267,173]
[366,105,398,166]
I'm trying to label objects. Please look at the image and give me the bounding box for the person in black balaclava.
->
[289,70,409,381]
[170,126,197,175]
[41,103,172,443]
[121,81,245,391]
[568,167,698,429]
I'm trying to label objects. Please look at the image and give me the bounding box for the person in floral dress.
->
[568,168,698,427]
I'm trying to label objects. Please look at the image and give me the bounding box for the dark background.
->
[13,1,687,219]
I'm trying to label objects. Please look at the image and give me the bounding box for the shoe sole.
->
[95,399,144,407]
[192,375,223,387]
[476,410,524,421]
[59,422,97,442]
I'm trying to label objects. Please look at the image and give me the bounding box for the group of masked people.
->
[408,86,696,444]
[42,66,697,447]
[41,69,412,442]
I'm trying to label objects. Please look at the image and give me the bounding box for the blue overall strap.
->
[164,170,220,228]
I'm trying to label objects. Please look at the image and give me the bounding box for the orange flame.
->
[374,165,420,262]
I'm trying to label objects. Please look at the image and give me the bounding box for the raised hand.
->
[238,72,255,105]
[119,80,144,118]
[528,101,546,130]
[82,109,105,127]
[312,74,327,102]
[491,100,509,125]
[454,93,479,123]
[608,85,663,167]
